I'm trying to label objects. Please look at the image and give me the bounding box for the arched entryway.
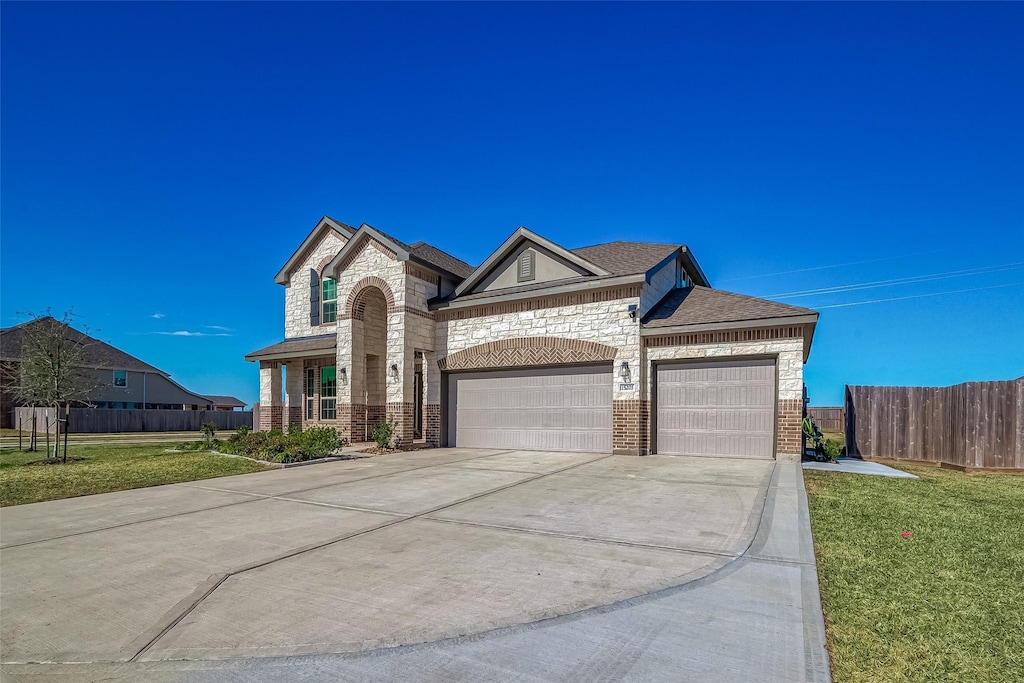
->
[350,286,389,441]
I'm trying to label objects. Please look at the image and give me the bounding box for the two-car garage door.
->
[446,358,777,457]
[447,365,612,452]
[655,359,776,458]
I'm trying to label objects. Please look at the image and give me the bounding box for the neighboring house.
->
[246,216,818,458]
[0,319,246,428]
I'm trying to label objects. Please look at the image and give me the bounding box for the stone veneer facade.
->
[260,227,809,458]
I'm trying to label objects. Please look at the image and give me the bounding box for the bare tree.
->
[3,310,101,461]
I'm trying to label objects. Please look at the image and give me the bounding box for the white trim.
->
[274,216,354,285]
[430,273,646,311]
[452,227,610,297]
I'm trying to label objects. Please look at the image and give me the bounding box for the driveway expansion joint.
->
[424,516,745,560]
[127,452,613,662]
[1,449,516,550]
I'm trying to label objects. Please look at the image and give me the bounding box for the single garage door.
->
[447,365,612,452]
[656,359,776,458]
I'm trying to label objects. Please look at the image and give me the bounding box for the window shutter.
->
[309,269,320,326]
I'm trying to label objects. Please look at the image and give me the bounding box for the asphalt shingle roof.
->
[571,241,682,276]
[201,395,247,408]
[244,334,337,361]
[409,242,476,279]
[643,286,817,328]
[0,318,166,374]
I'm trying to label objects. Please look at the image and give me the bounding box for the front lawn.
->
[804,464,1024,682]
[0,444,272,506]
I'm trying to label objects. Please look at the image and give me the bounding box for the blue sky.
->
[2,2,1021,407]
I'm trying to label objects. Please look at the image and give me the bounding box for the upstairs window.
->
[320,366,337,419]
[113,370,127,387]
[517,250,535,282]
[322,278,338,324]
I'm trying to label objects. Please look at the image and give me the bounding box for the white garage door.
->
[656,359,776,458]
[447,365,612,452]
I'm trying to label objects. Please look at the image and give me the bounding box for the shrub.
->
[802,416,822,450]
[235,424,251,438]
[298,427,343,458]
[371,419,394,449]
[195,425,345,463]
[821,438,842,463]
[200,421,217,446]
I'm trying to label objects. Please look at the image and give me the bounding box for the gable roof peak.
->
[274,216,355,285]
[451,225,611,298]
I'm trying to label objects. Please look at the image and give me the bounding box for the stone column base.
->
[386,402,415,445]
[776,398,803,457]
[425,404,441,447]
[259,405,283,432]
[612,400,650,456]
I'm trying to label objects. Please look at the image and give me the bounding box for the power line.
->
[814,282,1024,309]
[716,249,950,283]
[766,262,1024,299]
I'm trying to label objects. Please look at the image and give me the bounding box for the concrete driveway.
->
[0,448,830,682]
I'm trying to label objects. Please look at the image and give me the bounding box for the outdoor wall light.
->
[339,368,347,386]
[619,361,631,381]
[389,363,400,381]
[627,304,638,320]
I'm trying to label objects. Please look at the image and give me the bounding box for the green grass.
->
[0,443,272,506]
[821,429,846,449]
[804,464,1024,683]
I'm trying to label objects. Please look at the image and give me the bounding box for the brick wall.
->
[386,401,415,445]
[259,405,282,431]
[776,398,803,458]
[425,403,441,447]
[613,400,650,456]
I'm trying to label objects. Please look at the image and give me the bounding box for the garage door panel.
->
[449,365,612,453]
[657,359,776,458]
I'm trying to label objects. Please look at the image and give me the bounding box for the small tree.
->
[3,310,101,461]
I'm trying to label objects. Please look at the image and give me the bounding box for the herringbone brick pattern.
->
[439,337,617,370]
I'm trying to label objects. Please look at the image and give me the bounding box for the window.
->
[322,278,338,324]
[113,370,127,388]
[517,250,535,282]
[305,368,316,420]
[320,366,337,419]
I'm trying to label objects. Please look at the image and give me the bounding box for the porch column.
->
[385,311,416,446]
[424,348,442,447]
[258,361,283,431]
[284,360,303,430]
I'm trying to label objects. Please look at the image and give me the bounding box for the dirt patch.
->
[25,456,87,466]
[358,445,434,455]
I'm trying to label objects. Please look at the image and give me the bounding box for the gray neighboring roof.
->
[408,242,475,279]
[202,395,247,408]
[642,286,818,329]
[244,334,337,361]
[0,318,167,375]
[571,242,682,276]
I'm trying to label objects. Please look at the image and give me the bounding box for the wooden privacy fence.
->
[808,407,845,431]
[845,379,1024,470]
[13,407,252,434]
